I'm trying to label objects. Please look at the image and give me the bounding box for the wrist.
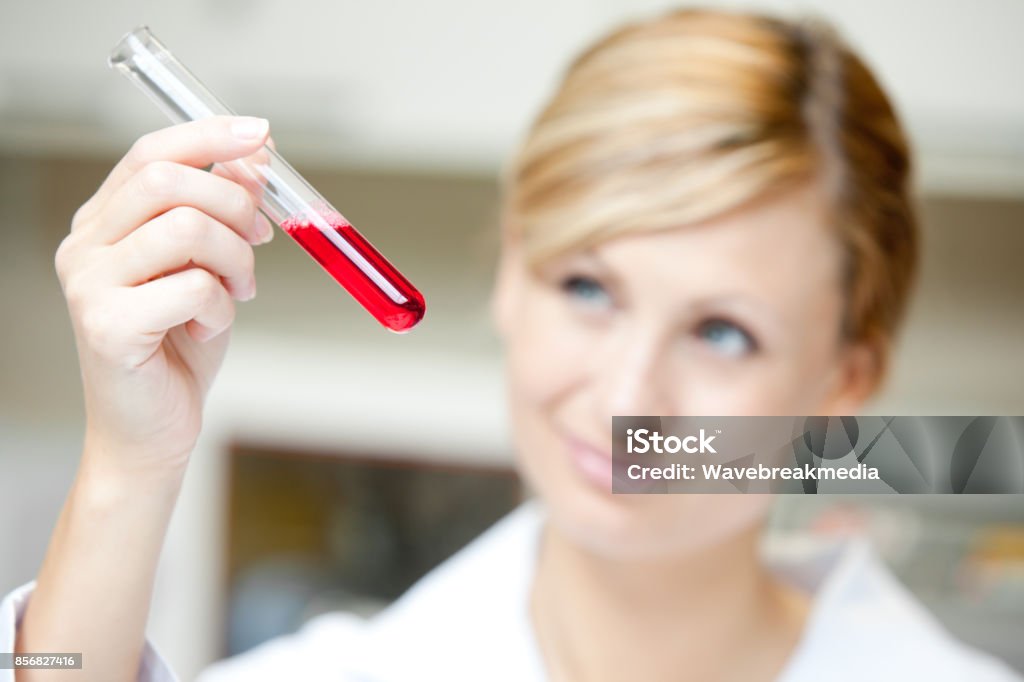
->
[78,434,190,505]
[82,421,193,471]
[67,462,185,547]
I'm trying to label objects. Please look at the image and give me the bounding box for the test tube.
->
[108,27,425,333]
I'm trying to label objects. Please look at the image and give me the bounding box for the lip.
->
[562,430,667,495]
[563,432,615,491]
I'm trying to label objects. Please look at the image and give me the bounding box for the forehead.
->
[592,183,843,314]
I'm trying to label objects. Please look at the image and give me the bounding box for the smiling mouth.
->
[562,432,610,488]
[562,430,666,494]
[564,432,612,462]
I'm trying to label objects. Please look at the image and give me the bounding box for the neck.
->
[530,519,807,682]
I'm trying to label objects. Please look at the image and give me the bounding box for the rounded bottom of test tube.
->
[381,291,426,333]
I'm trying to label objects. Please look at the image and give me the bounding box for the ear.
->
[819,341,883,414]
[490,239,526,340]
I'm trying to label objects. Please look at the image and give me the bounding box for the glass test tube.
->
[108,27,425,333]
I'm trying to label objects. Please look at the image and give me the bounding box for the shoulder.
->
[195,610,371,681]
[777,540,1022,682]
[197,500,545,682]
[356,499,546,678]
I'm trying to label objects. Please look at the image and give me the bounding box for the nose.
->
[595,327,673,418]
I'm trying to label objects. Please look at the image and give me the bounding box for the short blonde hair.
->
[504,8,918,378]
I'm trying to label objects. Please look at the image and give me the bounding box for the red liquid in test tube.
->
[281,212,426,332]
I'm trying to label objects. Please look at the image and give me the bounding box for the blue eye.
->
[697,319,757,357]
[561,275,611,308]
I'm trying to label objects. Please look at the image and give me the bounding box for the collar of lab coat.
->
[337,499,1013,682]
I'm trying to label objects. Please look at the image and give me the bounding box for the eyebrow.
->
[566,248,790,337]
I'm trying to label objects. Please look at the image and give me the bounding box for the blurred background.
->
[1,0,1022,679]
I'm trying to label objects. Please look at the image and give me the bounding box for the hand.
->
[54,116,274,473]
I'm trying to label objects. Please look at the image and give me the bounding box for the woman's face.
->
[493,182,878,559]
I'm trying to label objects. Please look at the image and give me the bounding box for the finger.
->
[82,116,270,221]
[129,267,236,342]
[210,139,277,243]
[212,155,270,198]
[104,206,256,300]
[210,133,276,178]
[210,138,274,188]
[94,162,268,245]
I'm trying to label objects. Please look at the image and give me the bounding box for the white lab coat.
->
[2,499,1020,681]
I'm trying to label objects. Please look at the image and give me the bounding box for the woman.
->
[2,8,1019,682]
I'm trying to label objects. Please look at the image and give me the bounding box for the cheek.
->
[774,329,848,412]
[669,359,813,415]
[675,324,845,414]
[505,283,591,408]
[502,284,600,498]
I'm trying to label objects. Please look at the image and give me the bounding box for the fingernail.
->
[231,117,269,140]
[241,275,257,301]
[194,325,218,343]
[256,214,274,244]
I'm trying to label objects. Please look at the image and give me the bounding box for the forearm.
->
[15,449,186,682]
[15,116,269,682]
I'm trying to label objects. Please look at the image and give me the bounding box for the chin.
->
[517,442,774,561]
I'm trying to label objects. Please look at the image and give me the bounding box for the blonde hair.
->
[503,8,918,378]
